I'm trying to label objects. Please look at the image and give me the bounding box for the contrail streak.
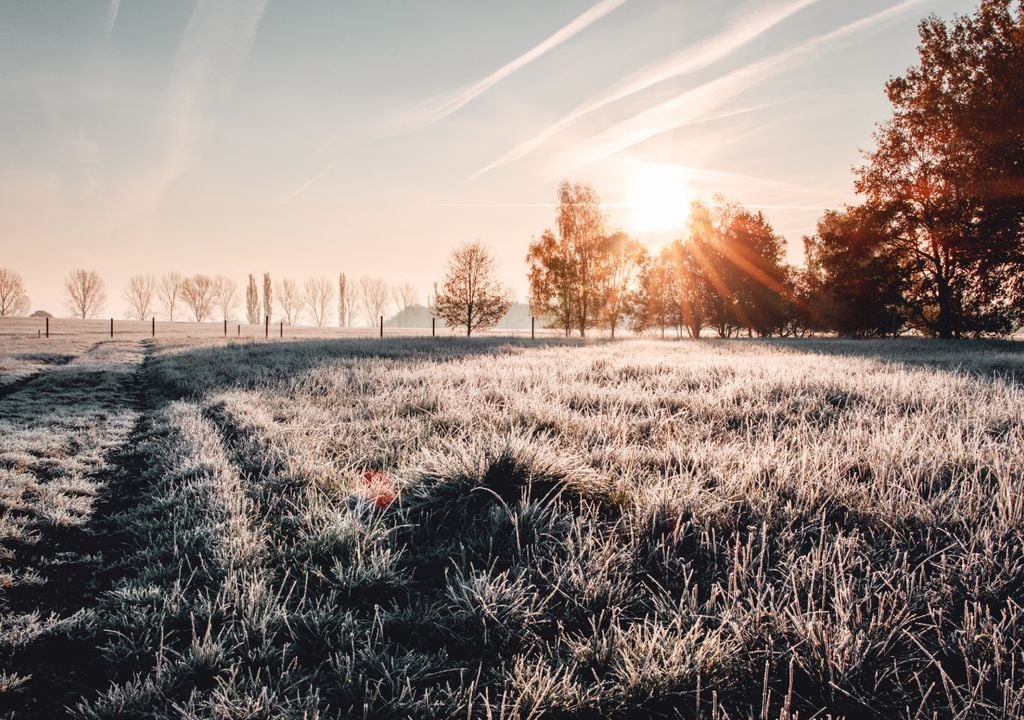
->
[134,0,267,212]
[398,0,627,131]
[551,0,925,174]
[106,0,121,39]
[472,0,824,178]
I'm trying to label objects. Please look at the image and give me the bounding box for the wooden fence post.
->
[45,316,49,338]
[237,324,240,337]
[151,317,155,337]
[110,318,114,338]
[380,316,383,338]
[432,317,435,337]
[531,316,535,340]
[279,321,283,338]
[223,319,227,337]
[265,315,269,339]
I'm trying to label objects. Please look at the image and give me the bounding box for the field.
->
[1,334,1023,719]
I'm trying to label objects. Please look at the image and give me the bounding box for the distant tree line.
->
[528,1,1023,339]
[0,267,428,328]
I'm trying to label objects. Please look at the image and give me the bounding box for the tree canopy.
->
[435,241,511,336]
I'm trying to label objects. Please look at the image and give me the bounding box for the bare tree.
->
[435,241,511,336]
[277,278,303,325]
[65,269,106,319]
[123,274,156,320]
[358,276,390,326]
[0,268,30,317]
[181,274,216,322]
[337,273,348,327]
[392,282,418,313]
[342,274,359,327]
[262,272,273,322]
[245,274,260,324]
[157,273,184,321]
[304,276,334,327]
[213,276,238,321]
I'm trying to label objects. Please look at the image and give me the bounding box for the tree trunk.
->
[935,270,953,339]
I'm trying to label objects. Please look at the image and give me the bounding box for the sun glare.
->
[627,163,692,234]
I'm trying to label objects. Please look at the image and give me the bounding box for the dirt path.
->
[0,340,153,718]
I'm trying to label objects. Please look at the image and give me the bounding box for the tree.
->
[686,197,790,337]
[277,278,303,325]
[181,275,216,322]
[123,275,156,320]
[631,249,675,338]
[245,274,260,324]
[262,273,273,323]
[65,269,106,319]
[214,276,238,321]
[358,276,390,326]
[727,207,791,336]
[338,273,348,327]
[0,268,30,317]
[392,282,418,312]
[158,273,184,321]
[304,276,334,327]
[435,241,511,336]
[597,231,645,338]
[527,180,607,337]
[666,234,712,338]
[854,0,1024,337]
[803,206,907,337]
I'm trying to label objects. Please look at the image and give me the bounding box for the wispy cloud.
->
[105,0,121,39]
[397,0,627,132]
[132,0,267,213]
[472,0,824,178]
[550,0,925,175]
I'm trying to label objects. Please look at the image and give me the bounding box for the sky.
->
[0,0,980,320]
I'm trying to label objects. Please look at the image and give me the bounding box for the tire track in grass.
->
[0,340,150,719]
[70,369,286,716]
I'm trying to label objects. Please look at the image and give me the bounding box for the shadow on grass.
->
[149,335,598,400]
[0,344,146,719]
[757,336,1024,381]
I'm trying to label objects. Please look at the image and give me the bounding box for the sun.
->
[626,162,693,234]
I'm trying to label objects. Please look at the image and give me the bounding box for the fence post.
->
[237,324,240,337]
[380,316,383,338]
[265,315,269,339]
[151,317,155,337]
[279,321,283,338]
[110,318,114,338]
[531,316,535,340]
[223,319,227,337]
[432,317,435,337]
[45,316,49,338]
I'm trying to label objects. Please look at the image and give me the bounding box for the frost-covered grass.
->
[0,341,145,716]
[0,336,93,390]
[3,336,1024,718]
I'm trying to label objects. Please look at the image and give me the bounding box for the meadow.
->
[1,334,1023,719]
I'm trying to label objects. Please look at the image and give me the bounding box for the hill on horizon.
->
[385,302,534,330]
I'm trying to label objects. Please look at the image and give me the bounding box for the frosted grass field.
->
[1,335,1023,718]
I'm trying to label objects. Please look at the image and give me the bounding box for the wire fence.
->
[0,316,572,341]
